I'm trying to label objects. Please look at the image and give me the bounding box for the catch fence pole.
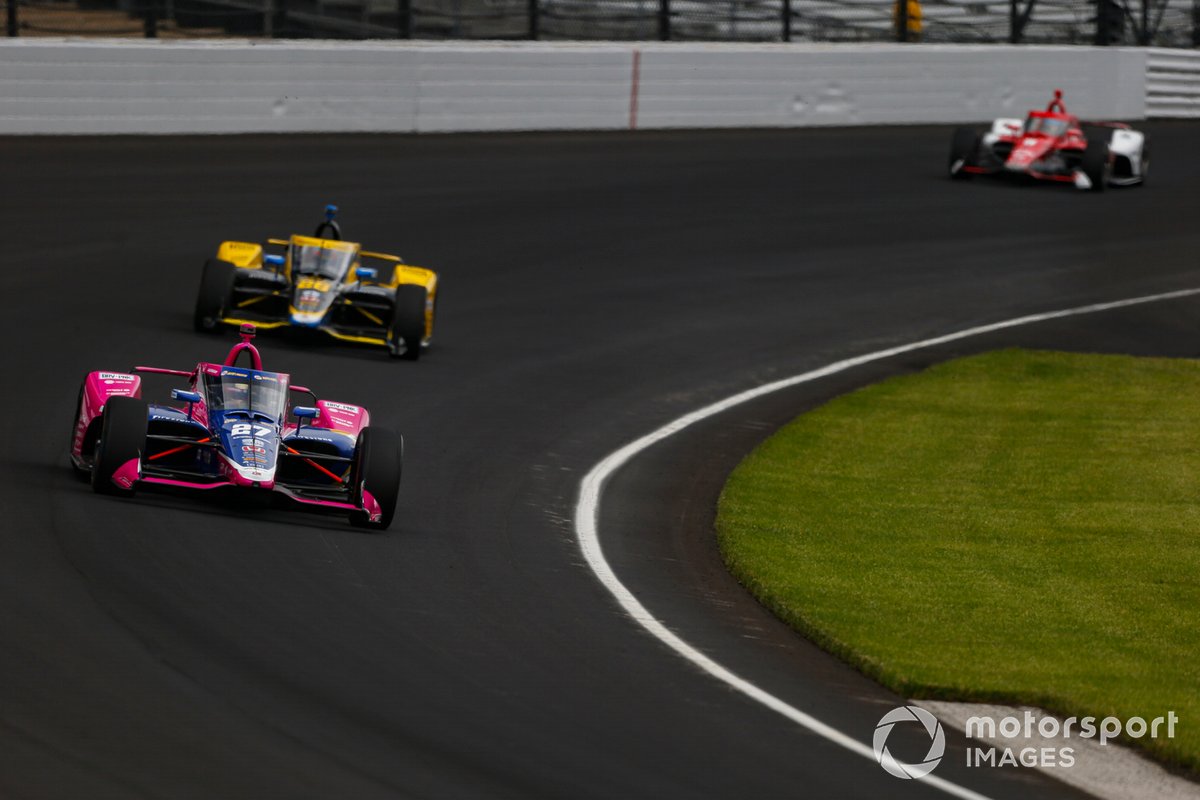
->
[143,0,158,38]
[397,0,410,37]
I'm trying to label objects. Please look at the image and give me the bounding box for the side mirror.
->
[293,406,319,427]
[356,266,378,282]
[264,254,285,270]
[172,389,202,404]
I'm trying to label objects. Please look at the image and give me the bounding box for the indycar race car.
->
[194,206,438,360]
[948,90,1148,191]
[70,324,402,530]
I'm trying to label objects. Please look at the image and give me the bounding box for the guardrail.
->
[1146,47,1200,116]
[0,40,1176,134]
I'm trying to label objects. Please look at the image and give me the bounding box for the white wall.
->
[0,39,1158,135]
[635,44,1146,128]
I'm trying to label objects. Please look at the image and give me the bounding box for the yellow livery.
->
[194,206,438,361]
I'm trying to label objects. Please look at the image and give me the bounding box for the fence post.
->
[1094,0,1123,43]
[782,0,792,40]
[895,0,908,41]
[658,0,669,40]
[528,0,538,39]
[6,0,17,37]
[1009,0,1018,41]
[397,0,410,37]
[143,0,158,37]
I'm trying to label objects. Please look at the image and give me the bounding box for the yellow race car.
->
[194,206,438,361]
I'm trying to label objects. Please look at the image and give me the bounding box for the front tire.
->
[949,127,979,179]
[70,381,90,478]
[349,427,401,530]
[194,259,236,333]
[91,396,148,496]
[1081,137,1111,192]
[388,285,427,361]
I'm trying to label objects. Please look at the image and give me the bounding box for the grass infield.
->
[716,349,1200,770]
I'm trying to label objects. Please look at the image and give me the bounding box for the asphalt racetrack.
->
[2,123,1198,799]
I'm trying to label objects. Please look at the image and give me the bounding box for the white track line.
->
[574,287,1200,800]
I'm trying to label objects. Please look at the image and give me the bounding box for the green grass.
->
[716,349,1200,771]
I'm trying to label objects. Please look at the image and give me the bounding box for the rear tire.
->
[194,259,236,333]
[349,427,401,530]
[388,285,427,361]
[1081,137,1111,192]
[91,396,148,497]
[949,128,979,179]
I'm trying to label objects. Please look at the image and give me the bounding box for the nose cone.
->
[1006,135,1054,172]
[228,464,276,489]
[291,281,335,327]
[219,420,279,488]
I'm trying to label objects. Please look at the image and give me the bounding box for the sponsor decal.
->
[323,401,359,413]
[230,424,272,438]
[297,289,322,311]
[242,445,266,454]
[99,372,135,382]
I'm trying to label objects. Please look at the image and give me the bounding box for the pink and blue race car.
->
[69,325,401,530]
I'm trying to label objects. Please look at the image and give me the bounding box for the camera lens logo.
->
[873,706,946,779]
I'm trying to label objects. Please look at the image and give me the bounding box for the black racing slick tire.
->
[194,259,236,333]
[70,380,90,479]
[91,396,148,497]
[1081,137,1110,192]
[388,285,426,362]
[349,427,402,531]
[949,127,979,179]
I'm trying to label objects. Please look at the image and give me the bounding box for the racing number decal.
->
[231,424,271,438]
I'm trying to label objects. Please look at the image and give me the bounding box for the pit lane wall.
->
[0,40,1164,135]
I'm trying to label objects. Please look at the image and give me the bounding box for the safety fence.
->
[3,0,1197,45]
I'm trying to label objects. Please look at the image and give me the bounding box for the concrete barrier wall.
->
[636,44,1146,128]
[0,39,1156,135]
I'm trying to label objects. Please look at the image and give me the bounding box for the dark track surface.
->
[2,123,1198,799]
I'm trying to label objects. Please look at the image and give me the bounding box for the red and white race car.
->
[948,90,1148,192]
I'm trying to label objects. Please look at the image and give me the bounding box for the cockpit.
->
[290,237,357,282]
[204,368,289,421]
[1024,116,1070,138]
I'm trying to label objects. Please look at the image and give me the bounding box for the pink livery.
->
[69,324,402,530]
